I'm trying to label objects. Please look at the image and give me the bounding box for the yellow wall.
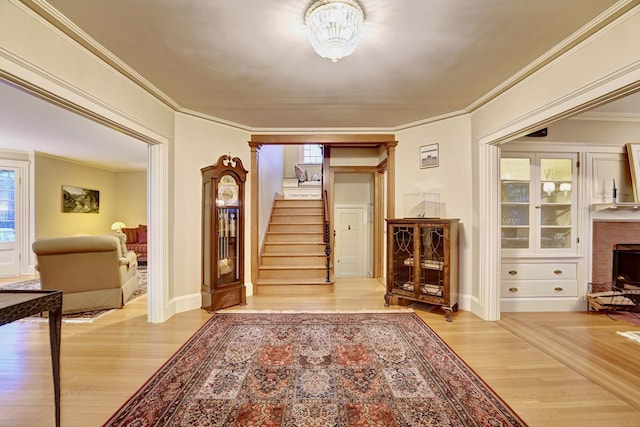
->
[34,154,146,238]
[115,170,147,227]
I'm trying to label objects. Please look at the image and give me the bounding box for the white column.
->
[147,142,169,323]
[479,143,501,321]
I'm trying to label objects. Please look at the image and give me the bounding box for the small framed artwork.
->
[627,143,640,202]
[61,185,100,213]
[420,143,439,169]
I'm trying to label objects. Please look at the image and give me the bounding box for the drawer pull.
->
[508,287,518,293]
[553,269,563,275]
[508,270,518,276]
[554,287,564,293]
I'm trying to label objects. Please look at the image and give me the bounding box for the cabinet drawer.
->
[501,280,578,298]
[501,262,576,280]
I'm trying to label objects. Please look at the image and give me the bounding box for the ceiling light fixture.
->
[305,0,364,62]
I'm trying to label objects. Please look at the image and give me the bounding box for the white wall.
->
[522,118,640,145]
[172,113,250,301]
[330,147,380,166]
[258,144,284,253]
[334,173,373,203]
[284,145,299,178]
[396,115,475,303]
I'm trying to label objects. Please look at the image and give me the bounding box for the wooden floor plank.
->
[0,277,639,426]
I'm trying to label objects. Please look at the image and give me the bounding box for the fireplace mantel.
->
[593,203,640,212]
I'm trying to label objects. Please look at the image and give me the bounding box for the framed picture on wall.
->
[61,185,100,213]
[626,143,640,202]
[420,143,439,169]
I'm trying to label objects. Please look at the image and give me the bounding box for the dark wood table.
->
[0,290,63,427]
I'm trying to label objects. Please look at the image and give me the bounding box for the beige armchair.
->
[32,234,139,314]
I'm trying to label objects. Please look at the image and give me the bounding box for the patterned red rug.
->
[104,312,526,426]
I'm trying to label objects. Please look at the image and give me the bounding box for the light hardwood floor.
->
[1,277,640,426]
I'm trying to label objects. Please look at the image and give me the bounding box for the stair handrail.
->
[323,189,331,282]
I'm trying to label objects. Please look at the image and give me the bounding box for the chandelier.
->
[305,0,364,62]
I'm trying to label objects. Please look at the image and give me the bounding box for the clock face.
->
[222,187,234,201]
[218,175,239,206]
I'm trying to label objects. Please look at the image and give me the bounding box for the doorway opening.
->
[249,134,396,291]
[333,172,374,278]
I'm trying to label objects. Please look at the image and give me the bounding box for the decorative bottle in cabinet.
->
[201,154,247,312]
[385,218,459,321]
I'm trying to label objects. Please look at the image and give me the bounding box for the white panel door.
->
[0,167,20,277]
[335,206,366,277]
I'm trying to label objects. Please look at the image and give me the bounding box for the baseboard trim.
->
[169,292,201,317]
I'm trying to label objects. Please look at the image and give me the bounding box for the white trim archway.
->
[476,79,640,321]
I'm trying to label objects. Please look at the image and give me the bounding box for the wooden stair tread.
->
[272,213,322,216]
[262,252,327,258]
[259,265,328,270]
[256,279,335,285]
[264,241,324,245]
[258,195,329,290]
[270,221,322,224]
[267,231,323,235]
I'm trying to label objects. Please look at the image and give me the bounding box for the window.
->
[0,169,15,242]
[301,144,323,164]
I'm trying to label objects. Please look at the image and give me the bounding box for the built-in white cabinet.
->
[500,151,581,312]
[501,153,578,256]
[500,261,578,297]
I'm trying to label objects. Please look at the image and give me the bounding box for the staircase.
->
[256,199,334,295]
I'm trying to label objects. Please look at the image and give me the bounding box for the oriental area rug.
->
[104,312,527,427]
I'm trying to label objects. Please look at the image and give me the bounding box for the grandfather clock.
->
[201,154,247,312]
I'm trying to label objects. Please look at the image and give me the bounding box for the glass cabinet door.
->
[389,224,415,293]
[500,157,531,250]
[216,174,239,284]
[418,225,445,297]
[388,222,449,301]
[501,153,577,254]
[539,157,573,249]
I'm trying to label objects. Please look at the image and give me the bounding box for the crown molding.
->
[466,0,639,114]
[570,112,640,122]
[19,0,181,113]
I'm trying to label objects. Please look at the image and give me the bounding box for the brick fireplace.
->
[592,221,640,284]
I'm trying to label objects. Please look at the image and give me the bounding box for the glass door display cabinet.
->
[500,153,577,255]
[386,218,459,321]
[201,154,247,312]
[500,152,579,312]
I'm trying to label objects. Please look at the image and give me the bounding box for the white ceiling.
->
[1,0,638,170]
[0,81,147,171]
